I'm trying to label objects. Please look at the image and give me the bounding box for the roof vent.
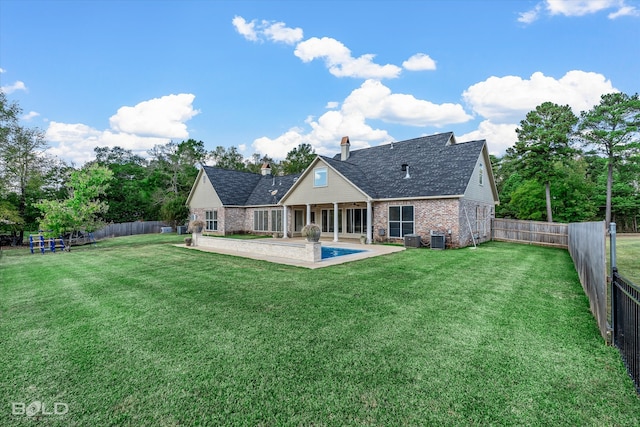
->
[404,165,410,179]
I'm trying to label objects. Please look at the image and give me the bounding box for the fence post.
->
[609,222,617,344]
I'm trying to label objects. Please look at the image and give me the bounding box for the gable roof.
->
[200,165,300,206]
[323,132,489,199]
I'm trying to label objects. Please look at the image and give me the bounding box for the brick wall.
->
[372,199,461,247]
[192,198,494,246]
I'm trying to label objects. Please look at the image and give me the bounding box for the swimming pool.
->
[321,246,366,259]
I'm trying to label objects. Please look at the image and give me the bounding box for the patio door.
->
[294,210,304,232]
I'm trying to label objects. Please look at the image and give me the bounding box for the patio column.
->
[366,200,372,244]
[333,202,339,242]
[306,204,311,224]
[282,205,288,239]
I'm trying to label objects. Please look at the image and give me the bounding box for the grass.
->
[1,234,638,426]
[613,234,640,284]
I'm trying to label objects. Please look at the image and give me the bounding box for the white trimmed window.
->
[478,162,484,186]
[314,167,328,187]
[389,205,414,238]
[205,210,218,231]
[271,210,283,232]
[253,210,269,231]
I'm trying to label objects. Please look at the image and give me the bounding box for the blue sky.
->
[1,0,638,165]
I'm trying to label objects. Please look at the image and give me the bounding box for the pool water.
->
[321,246,365,259]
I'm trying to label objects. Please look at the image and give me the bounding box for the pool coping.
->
[178,238,405,269]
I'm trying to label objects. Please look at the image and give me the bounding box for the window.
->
[388,205,414,238]
[253,210,269,231]
[321,209,342,233]
[346,208,367,234]
[314,167,328,187]
[478,162,484,186]
[205,210,218,231]
[271,209,283,232]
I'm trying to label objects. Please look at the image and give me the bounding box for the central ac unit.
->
[430,231,445,250]
[404,234,421,248]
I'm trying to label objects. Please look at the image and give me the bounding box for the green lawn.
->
[613,234,640,284]
[1,235,638,426]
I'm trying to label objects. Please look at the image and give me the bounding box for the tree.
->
[513,102,578,222]
[147,140,207,225]
[92,146,154,222]
[0,200,24,245]
[577,92,640,227]
[0,123,51,239]
[37,164,113,238]
[209,145,246,171]
[282,143,316,174]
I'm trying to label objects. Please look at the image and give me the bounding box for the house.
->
[186,132,499,248]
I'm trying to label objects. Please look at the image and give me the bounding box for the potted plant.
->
[360,235,367,244]
[184,237,193,246]
[188,219,205,233]
[301,223,321,242]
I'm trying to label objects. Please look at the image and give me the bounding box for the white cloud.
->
[109,94,199,138]
[235,16,439,79]
[403,53,437,71]
[232,16,303,45]
[462,70,616,123]
[232,16,258,41]
[518,3,544,23]
[547,0,619,16]
[458,121,519,156]
[325,101,339,109]
[22,111,40,121]
[1,80,26,94]
[519,0,638,23]
[263,21,304,45]
[344,80,471,126]
[250,79,472,159]
[294,37,402,79]
[608,5,640,18]
[46,94,198,165]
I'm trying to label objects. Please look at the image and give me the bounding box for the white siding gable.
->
[189,170,223,208]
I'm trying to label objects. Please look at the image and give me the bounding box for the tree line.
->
[0,90,317,244]
[493,93,639,231]
[1,91,639,245]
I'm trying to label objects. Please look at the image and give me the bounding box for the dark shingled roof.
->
[329,132,486,199]
[201,166,300,206]
[201,132,487,205]
[245,173,301,206]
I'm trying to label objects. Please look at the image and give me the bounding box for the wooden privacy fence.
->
[492,218,568,248]
[92,221,168,240]
[567,221,608,340]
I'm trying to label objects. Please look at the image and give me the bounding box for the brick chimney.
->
[260,162,271,175]
[340,136,350,161]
